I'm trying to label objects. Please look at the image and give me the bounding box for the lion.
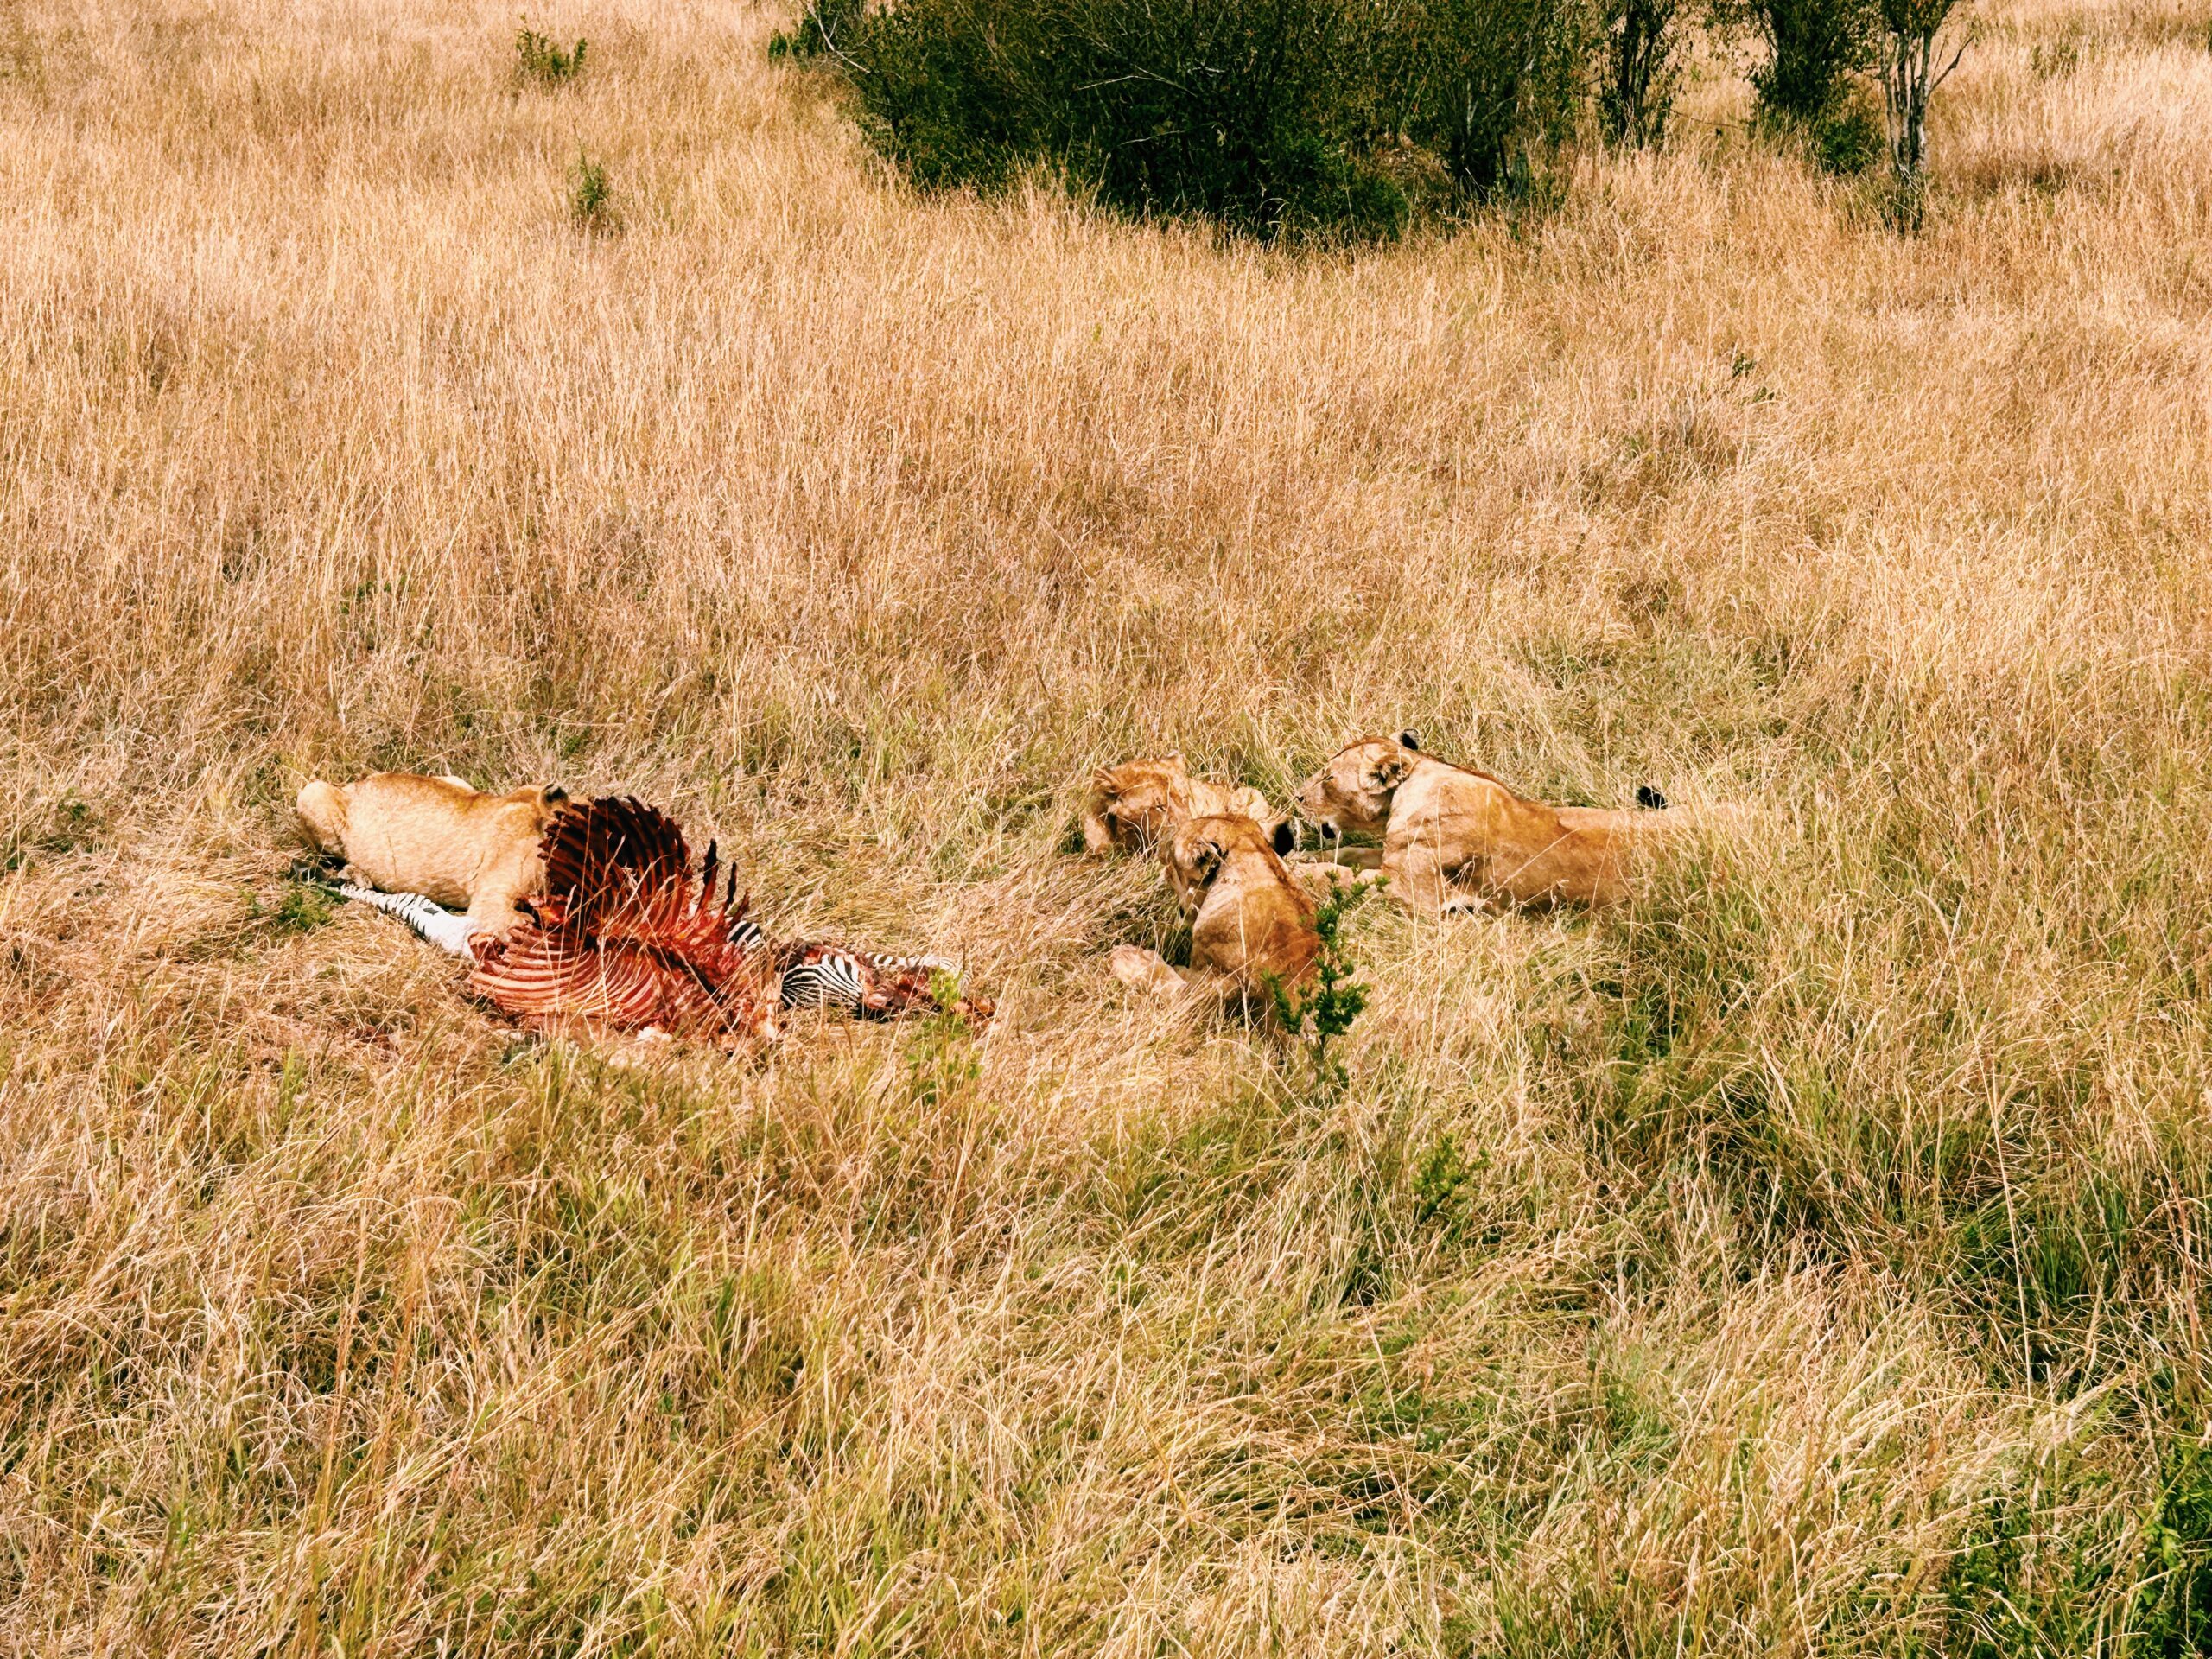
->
[294,772,568,936]
[1109,813,1325,1011]
[1084,753,1283,856]
[1294,731,1700,912]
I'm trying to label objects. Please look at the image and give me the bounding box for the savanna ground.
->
[4,0,2212,1650]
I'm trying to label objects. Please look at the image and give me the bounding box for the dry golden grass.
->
[4,0,2212,1649]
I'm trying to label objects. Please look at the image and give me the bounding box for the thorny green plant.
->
[569,149,614,231]
[906,969,983,1108]
[1268,875,1377,1096]
[515,21,588,86]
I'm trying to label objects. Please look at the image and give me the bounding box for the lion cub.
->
[295,772,568,936]
[1295,731,1694,912]
[1109,814,1323,1011]
[1084,753,1281,855]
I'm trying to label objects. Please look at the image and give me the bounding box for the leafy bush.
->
[1808,91,1883,171]
[569,150,614,232]
[514,22,588,87]
[820,0,1599,238]
[1384,0,1595,197]
[1599,0,1685,147]
[842,0,1409,239]
[1739,0,1877,125]
[1269,877,1376,1095]
[905,972,983,1108]
[769,0,867,60]
[2133,1428,2212,1656]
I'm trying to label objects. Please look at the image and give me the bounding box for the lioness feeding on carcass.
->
[311,784,989,1041]
[1295,732,1707,912]
[295,772,567,937]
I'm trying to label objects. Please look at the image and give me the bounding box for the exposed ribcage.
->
[469,937,732,1030]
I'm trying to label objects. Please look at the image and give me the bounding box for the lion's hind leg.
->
[1109,945,1188,996]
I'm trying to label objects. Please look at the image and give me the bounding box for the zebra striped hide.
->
[330,798,988,1033]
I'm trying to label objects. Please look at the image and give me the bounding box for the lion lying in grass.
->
[295,772,567,937]
[1294,732,1704,912]
[1084,754,1282,855]
[1109,813,1321,1011]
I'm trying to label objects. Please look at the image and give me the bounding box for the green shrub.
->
[1370,0,1594,199]
[1599,0,1685,147]
[769,0,867,60]
[1738,0,1876,125]
[569,149,615,232]
[823,0,1599,238]
[1268,877,1376,1096]
[1808,89,1883,172]
[842,0,1410,239]
[515,22,588,87]
[2134,1428,2212,1656]
[906,970,983,1109]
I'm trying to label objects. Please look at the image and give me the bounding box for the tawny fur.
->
[1294,734,1707,912]
[1084,754,1279,855]
[295,772,568,935]
[1109,814,1321,1012]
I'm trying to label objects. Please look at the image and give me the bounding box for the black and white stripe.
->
[778,950,957,1015]
[338,881,957,1020]
[336,883,479,960]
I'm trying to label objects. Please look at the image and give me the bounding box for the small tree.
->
[1268,878,1377,1096]
[1387,0,1593,199]
[769,0,868,60]
[1742,0,1876,126]
[514,22,588,87]
[1599,0,1684,148]
[1876,0,1967,226]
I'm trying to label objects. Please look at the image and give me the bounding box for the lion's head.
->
[1086,754,1196,853]
[1162,813,1296,915]
[1294,731,1424,837]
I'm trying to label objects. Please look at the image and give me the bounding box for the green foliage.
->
[569,149,614,232]
[1268,876,1376,1095]
[769,0,867,60]
[1737,0,1877,126]
[514,21,588,87]
[1385,0,1595,199]
[841,0,1412,241]
[1412,1130,1481,1236]
[1808,91,1884,172]
[822,0,1601,239]
[1942,1484,2116,1658]
[906,970,982,1108]
[2133,1430,2212,1656]
[1598,0,1684,148]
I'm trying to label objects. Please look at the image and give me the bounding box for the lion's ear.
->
[1186,836,1225,887]
[1397,730,1421,752]
[1271,819,1297,856]
[542,784,569,805]
[1370,752,1415,791]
